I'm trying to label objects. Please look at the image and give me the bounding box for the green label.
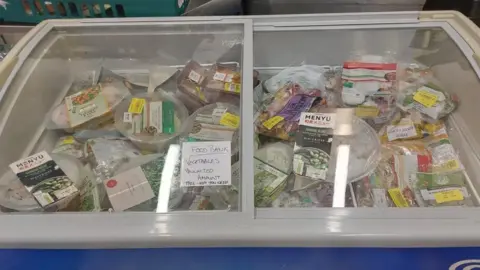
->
[162,101,175,134]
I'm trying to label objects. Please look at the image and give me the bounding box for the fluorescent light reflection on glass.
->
[156,144,180,213]
[332,144,350,208]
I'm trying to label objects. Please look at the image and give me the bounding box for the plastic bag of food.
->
[396,83,459,122]
[341,54,398,126]
[255,83,322,140]
[84,138,142,182]
[114,92,189,152]
[378,113,423,143]
[424,127,463,173]
[176,60,210,108]
[52,136,85,160]
[97,67,147,95]
[47,81,130,131]
[263,65,327,94]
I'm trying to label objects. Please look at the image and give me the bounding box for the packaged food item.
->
[255,83,322,140]
[424,128,463,173]
[78,164,105,212]
[96,67,147,95]
[114,92,189,152]
[176,60,210,106]
[379,114,423,143]
[263,65,327,94]
[52,136,84,160]
[292,110,381,185]
[341,56,398,126]
[48,82,130,131]
[204,63,241,94]
[396,84,458,122]
[84,138,142,182]
[0,153,86,212]
[415,171,474,207]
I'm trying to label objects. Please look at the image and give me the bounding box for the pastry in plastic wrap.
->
[263,65,327,94]
[255,83,321,141]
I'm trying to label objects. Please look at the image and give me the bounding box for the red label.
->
[343,62,397,71]
[106,179,117,188]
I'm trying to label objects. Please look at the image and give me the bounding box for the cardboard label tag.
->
[434,189,464,204]
[414,90,438,108]
[9,151,78,207]
[104,167,155,211]
[64,85,110,128]
[263,116,284,130]
[180,141,232,187]
[128,98,146,114]
[299,112,336,129]
[219,112,240,128]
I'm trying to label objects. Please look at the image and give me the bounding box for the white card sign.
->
[181,141,231,187]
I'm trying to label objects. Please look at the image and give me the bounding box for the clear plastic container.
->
[114,92,189,152]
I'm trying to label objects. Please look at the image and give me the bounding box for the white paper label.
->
[188,70,202,84]
[372,188,389,207]
[299,112,336,129]
[386,124,417,141]
[123,112,132,123]
[181,141,231,187]
[104,167,155,211]
[213,72,227,82]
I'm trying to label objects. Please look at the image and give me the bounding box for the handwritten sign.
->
[181,141,231,187]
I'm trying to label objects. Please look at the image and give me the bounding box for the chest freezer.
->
[0,11,480,249]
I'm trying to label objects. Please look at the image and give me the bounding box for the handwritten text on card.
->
[181,141,231,187]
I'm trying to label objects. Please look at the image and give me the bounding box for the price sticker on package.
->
[188,70,202,84]
[181,141,232,187]
[263,116,284,130]
[434,189,464,204]
[220,112,240,128]
[413,90,438,108]
[355,106,379,118]
[213,72,227,82]
[128,98,145,114]
[224,83,241,93]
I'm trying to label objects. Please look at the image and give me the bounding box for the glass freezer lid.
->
[0,19,254,214]
[252,21,480,214]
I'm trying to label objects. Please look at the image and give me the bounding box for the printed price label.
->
[180,141,232,187]
[128,98,145,114]
[388,188,409,207]
[263,116,284,130]
[413,90,438,108]
[123,112,133,123]
[188,70,202,84]
[219,112,240,128]
[439,159,460,171]
[434,189,464,204]
[224,83,241,93]
[213,72,227,82]
[62,136,75,145]
[355,106,379,118]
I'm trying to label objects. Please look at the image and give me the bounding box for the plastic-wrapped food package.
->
[263,65,327,94]
[424,126,463,173]
[176,60,211,109]
[415,171,474,207]
[396,83,459,122]
[97,67,147,95]
[84,138,142,182]
[378,112,423,143]
[255,83,322,140]
[290,110,381,186]
[254,142,294,207]
[114,92,189,152]
[47,82,130,131]
[0,154,87,212]
[52,136,85,160]
[341,55,398,126]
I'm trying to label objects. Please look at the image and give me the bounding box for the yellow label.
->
[388,188,409,208]
[61,136,75,145]
[262,116,284,130]
[413,91,438,107]
[195,86,207,102]
[439,159,460,171]
[219,112,240,128]
[224,83,241,94]
[434,189,464,204]
[128,98,146,114]
[355,106,379,117]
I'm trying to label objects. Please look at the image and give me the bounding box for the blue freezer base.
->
[1,247,479,270]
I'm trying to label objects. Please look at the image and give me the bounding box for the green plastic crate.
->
[0,0,190,23]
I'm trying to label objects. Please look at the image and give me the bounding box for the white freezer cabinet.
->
[1,12,480,248]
